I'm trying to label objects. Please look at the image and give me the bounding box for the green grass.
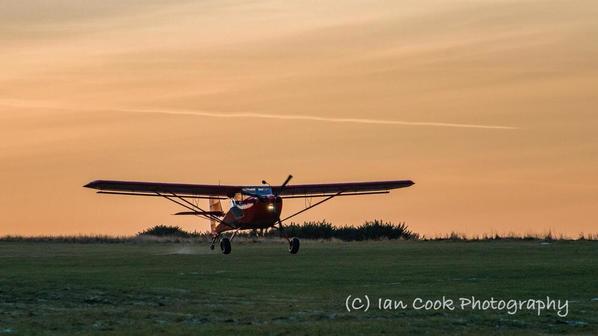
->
[0,240,596,335]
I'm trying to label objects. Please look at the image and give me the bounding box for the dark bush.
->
[284,220,335,239]
[138,225,191,238]
[278,220,417,241]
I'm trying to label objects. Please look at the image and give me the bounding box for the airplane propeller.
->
[244,174,293,201]
[264,174,293,226]
[264,175,299,253]
[274,174,293,197]
[260,174,292,197]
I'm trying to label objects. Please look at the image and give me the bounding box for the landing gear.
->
[289,237,300,254]
[277,221,300,255]
[220,237,231,254]
[209,235,218,250]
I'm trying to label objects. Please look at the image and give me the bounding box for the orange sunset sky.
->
[1,0,597,236]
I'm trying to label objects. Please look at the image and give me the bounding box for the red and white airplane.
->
[84,175,414,254]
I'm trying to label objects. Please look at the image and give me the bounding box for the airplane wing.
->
[83,180,240,198]
[84,179,414,198]
[274,180,414,198]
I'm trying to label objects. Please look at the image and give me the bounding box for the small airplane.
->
[84,175,413,254]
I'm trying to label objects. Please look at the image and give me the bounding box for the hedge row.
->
[280,220,417,241]
[137,220,417,241]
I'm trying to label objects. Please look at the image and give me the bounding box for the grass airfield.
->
[0,240,596,335]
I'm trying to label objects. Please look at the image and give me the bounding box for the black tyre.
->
[289,237,300,254]
[220,237,232,254]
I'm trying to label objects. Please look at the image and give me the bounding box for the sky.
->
[1,0,597,236]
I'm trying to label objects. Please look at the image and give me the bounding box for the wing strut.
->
[156,191,224,224]
[280,191,342,222]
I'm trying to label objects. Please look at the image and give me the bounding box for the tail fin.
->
[209,198,223,232]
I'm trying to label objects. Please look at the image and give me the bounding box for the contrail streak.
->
[116,108,518,130]
[0,100,517,130]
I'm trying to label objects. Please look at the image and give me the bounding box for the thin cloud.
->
[117,108,519,130]
[0,101,518,130]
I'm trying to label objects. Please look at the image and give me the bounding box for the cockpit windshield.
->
[241,187,273,197]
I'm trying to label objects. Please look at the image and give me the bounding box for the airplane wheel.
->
[220,237,231,254]
[289,237,300,254]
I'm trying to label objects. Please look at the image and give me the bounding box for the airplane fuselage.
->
[219,195,283,231]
